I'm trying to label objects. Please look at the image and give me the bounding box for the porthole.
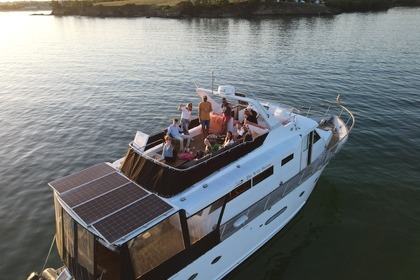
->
[188,273,198,280]
[211,256,222,264]
[299,191,305,197]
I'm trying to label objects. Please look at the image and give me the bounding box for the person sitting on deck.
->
[222,131,234,148]
[204,137,214,155]
[244,107,258,124]
[204,131,234,155]
[167,118,192,152]
[162,135,176,162]
[234,122,248,142]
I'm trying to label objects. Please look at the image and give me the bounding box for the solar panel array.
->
[49,163,173,244]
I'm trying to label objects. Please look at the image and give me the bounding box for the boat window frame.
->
[227,179,252,202]
[252,166,274,186]
[281,154,294,166]
[186,197,225,245]
[127,211,186,279]
[313,130,321,143]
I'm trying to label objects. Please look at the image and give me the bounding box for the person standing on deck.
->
[178,102,193,135]
[198,95,212,137]
[221,97,232,135]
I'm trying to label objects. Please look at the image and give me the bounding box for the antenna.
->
[211,70,214,95]
[176,57,198,88]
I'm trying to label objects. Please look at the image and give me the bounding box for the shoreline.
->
[50,2,340,18]
[2,0,420,18]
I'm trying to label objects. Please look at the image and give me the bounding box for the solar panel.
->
[60,172,130,208]
[92,194,173,244]
[50,163,115,194]
[51,162,175,245]
[73,182,148,225]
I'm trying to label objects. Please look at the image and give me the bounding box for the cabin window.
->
[187,197,224,245]
[227,179,252,202]
[252,166,273,186]
[313,130,321,143]
[281,154,294,166]
[128,213,185,279]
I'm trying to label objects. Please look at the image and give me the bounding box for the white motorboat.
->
[28,83,354,280]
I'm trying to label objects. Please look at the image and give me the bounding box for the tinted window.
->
[253,166,273,186]
[281,154,294,166]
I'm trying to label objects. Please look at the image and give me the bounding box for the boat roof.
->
[49,162,175,246]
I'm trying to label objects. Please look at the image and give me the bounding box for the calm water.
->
[1,8,420,279]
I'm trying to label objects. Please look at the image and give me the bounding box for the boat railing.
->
[300,102,355,149]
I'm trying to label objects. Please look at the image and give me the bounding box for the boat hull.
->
[169,168,324,280]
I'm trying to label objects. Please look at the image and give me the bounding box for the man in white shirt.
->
[167,118,192,151]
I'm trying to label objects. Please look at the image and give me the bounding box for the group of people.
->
[162,95,257,162]
[204,131,234,155]
[163,95,213,161]
[198,95,235,136]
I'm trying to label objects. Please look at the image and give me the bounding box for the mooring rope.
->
[41,234,56,274]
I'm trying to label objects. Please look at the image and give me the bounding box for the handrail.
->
[300,102,355,151]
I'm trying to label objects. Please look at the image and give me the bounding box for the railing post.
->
[325,105,331,116]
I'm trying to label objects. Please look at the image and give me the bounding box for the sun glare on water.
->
[0,10,52,52]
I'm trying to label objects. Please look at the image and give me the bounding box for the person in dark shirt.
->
[244,108,258,124]
[221,97,232,135]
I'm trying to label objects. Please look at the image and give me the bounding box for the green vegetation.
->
[2,0,419,15]
[95,0,178,6]
[0,1,50,11]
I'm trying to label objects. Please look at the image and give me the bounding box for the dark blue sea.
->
[0,7,419,279]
